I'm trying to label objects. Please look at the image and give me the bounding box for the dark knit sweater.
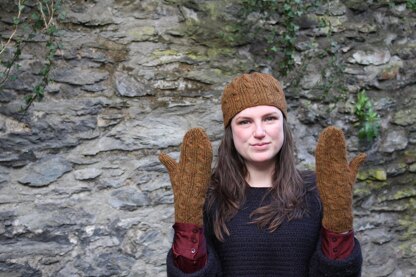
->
[167,180,362,277]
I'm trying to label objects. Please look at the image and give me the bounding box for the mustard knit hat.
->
[221,72,288,127]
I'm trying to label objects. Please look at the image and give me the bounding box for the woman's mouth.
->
[250,142,270,150]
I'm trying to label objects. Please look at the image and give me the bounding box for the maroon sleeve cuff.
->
[172,223,207,273]
[321,227,355,260]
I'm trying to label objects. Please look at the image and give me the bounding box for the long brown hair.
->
[206,119,310,241]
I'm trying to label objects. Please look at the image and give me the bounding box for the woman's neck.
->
[245,162,274,188]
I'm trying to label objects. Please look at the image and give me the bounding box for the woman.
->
[160,72,366,276]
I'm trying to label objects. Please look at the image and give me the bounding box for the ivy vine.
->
[0,0,63,114]
[240,0,316,75]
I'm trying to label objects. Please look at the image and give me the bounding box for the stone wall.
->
[0,0,415,276]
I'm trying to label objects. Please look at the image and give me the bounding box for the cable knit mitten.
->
[315,126,367,233]
[159,128,213,226]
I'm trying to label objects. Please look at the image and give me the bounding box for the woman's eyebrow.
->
[236,112,279,119]
[234,115,251,120]
[262,112,279,117]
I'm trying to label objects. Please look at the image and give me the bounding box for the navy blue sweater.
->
[167,180,362,277]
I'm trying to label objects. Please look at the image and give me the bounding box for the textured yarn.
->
[315,126,367,233]
[213,186,320,276]
[159,128,213,226]
[221,73,288,127]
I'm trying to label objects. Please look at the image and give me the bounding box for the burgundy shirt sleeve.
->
[321,227,355,260]
[172,223,208,273]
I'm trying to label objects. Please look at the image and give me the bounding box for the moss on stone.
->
[178,0,250,48]
[150,49,211,63]
[397,195,416,249]
[203,1,220,20]
[373,169,387,181]
[127,26,156,41]
[353,183,372,198]
[393,187,416,200]
[368,180,389,190]
[393,174,416,186]
[185,51,210,62]
[399,215,416,241]
[207,47,236,58]
[404,150,416,164]
[378,186,416,202]
[358,168,387,181]
[151,49,180,57]
[398,239,416,259]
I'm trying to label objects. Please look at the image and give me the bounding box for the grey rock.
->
[343,0,369,12]
[349,49,391,65]
[124,26,157,42]
[64,0,119,27]
[109,188,150,210]
[115,72,151,97]
[353,22,378,34]
[0,165,9,186]
[0,239,72,259]
[77,48,109,63]
[97,112,124,128]
[392,108,416,126]
[74,252,136,277]
[0,150,36,168]
[325,0,347,16]
[184,69,226,85]
[74,168,102,180]
[77,113,188,156]
[18,156,72,187]
[17,205,94,229]
[0,173,8,185]
[366,228,394,245]
[121,225,171,270]
[51,68,109,85]
[153,79,180,90]
[82,83,107,92]
[364,248,397,277]
[1,71,40,91]
[98,177,125,189]
[300,73,321,90]
[0,114,31,135]
[379,129,408,153]
[0,262,41,277]
[393,40,416,59]
[386,162,408,177]
[0,90,15,103]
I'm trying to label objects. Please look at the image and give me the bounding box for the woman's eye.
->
[238,120,250,125]
[264,116,277,122]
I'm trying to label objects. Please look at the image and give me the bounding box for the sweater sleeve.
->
[321,228,355,260]
[166,212,222,277]
[309,235,363,277]
[167,243,222,277]
[171,223,207,273]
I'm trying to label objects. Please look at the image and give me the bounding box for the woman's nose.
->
[253,124,266,138]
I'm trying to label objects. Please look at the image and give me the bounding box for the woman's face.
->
[230,105,284,169]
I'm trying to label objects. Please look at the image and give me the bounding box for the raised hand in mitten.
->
[159,128,213,226]
[315,126,367,233]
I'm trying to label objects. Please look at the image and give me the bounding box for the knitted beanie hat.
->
[221,72,288,127]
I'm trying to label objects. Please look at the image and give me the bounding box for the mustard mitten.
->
[315,126,367,233]
[159,128,213,226]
